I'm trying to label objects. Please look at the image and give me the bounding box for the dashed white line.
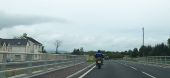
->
[142,72,156,78]
[78,65,96,78]
[130,66,137,70]
[119,62,157,78]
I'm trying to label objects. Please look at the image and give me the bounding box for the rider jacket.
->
[95,52,104,58]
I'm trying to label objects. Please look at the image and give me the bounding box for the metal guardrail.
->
[0,52,86,78]
[123,56,170,66]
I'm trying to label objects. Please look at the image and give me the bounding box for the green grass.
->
[86,55,95,64]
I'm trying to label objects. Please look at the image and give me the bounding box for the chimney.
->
[23,33,27,37]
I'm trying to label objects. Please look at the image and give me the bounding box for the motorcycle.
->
[96,58,102,69]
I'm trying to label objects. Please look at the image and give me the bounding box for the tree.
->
[72,48,84,55]
[42,46,46,53]
[72,48,80,55]
[107,51,124,59]
[130,48,138,57]
[139,46,145,57]
[54,40,62,54]
[152,43,169,56]
[168,38,170,48]
[80,47,84,52]
[168,38,170,54]
[80,47,84,55]
[139,45,152,56]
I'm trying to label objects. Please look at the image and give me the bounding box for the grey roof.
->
[0,36,42,46]
[0,39,28,46]
[25,37,42,45]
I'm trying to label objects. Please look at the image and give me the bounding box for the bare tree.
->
[54,40,62,54]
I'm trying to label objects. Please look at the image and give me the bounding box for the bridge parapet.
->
[0,52,86,78]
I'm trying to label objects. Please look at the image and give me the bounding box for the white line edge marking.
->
[66,63,95,78]
[78,65,96,78]
[142,72,156,78]
[130,66,137,70]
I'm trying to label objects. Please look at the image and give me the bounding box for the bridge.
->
[0,52,170,78]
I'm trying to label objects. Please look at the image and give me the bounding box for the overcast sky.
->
[0,0,170,52]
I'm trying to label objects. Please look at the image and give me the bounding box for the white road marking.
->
[78,65,96,78]
[130,66,137,70]
[119,62,137,71]
[142,72,156,78]
[66,63,95,78]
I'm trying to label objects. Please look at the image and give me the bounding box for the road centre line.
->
[119,61,157,78]
[118,62,138,71]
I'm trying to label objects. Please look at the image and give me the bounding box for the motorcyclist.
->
[95,50,104,65]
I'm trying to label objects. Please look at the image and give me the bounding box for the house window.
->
[15,55,21,61]
[17,42,21,45]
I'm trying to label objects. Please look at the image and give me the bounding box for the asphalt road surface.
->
[83,60,170,78]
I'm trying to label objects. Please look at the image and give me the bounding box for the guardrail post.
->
[165,56,167,65]
[0,53,7,78]
[43,54,48,71]
[155,56,158,65]
[148,57,149,64]
[151,56,153,64]
[27,54,33,76]
[159,56,162,64]
[74,56,76,65]
[146,56,148,64]
[55,54,58,68]
[152,56,154,64]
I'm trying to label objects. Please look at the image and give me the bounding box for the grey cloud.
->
[0,12,67,28]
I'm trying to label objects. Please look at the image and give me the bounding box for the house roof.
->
[0,37,42,46]
[25,37,42,45]
[0,39,28,46]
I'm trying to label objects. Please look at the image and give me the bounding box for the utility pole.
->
[142,27,144,46]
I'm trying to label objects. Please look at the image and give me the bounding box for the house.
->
[0,35,44,62]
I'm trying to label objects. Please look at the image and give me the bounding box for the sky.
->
[0,0,170,52]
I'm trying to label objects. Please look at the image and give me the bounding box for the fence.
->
[0,52,86,78]
[123,56,170,66]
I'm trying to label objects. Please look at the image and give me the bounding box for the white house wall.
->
[28,40,42,53]
[28,40,34,53]
[11,46,26,53]
[34,45,41,53]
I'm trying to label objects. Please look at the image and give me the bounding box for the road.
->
[83,60,170,78]
[31,63,89,78]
